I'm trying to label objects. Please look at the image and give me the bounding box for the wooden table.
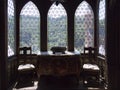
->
[37,51,81,79]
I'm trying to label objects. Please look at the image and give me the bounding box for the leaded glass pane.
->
[75,1,94,53]
[8,0,15,56]
[20,1,40,54]
[48,3,67,50]
[99,0,106,55]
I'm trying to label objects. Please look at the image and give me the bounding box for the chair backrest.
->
[84,47,97,64]
[18,47,32,65]
[19,47,32,55]
[84,47,96,56]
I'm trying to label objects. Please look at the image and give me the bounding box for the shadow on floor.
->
[15,76,35,89]
[14,75,105,90]
[37,75,88,90]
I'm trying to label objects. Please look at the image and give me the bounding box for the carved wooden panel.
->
[37,54,80,77]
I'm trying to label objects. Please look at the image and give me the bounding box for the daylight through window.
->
[8,0,15,56]
[74,1,94,53]
[47,3,67,50]
[99,0,106,55]
[20,1,40,54]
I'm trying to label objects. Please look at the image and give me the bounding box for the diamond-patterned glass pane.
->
[99,0,106,55]
[8,0,15,56]
[75,1,94,53]
[48,3,67,50]
[20,1,40,54]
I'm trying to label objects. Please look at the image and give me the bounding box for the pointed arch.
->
[20,1,40,17]
[74,1,94,52]
[8,0,15,56]
[20,1,40,54]
[47,2,67,50]
[98,0,106,55]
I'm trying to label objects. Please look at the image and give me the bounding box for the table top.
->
[37,51,80,56]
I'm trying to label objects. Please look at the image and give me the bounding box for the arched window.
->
[99,0,106,56]
[74,1,94,53]
[8,0,15,57]
[47,2,67,50]
[20,1,40,54]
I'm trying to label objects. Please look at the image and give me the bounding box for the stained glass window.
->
[48,3,67,50]
[99,0,106,55]
[8,0,15,56]
[20,1,40,54]
[74,1,94,53]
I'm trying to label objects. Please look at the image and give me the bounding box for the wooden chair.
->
[17,47,36,82]
[81,47,100,86]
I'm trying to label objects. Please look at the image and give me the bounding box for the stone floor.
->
[13,75,107,90]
